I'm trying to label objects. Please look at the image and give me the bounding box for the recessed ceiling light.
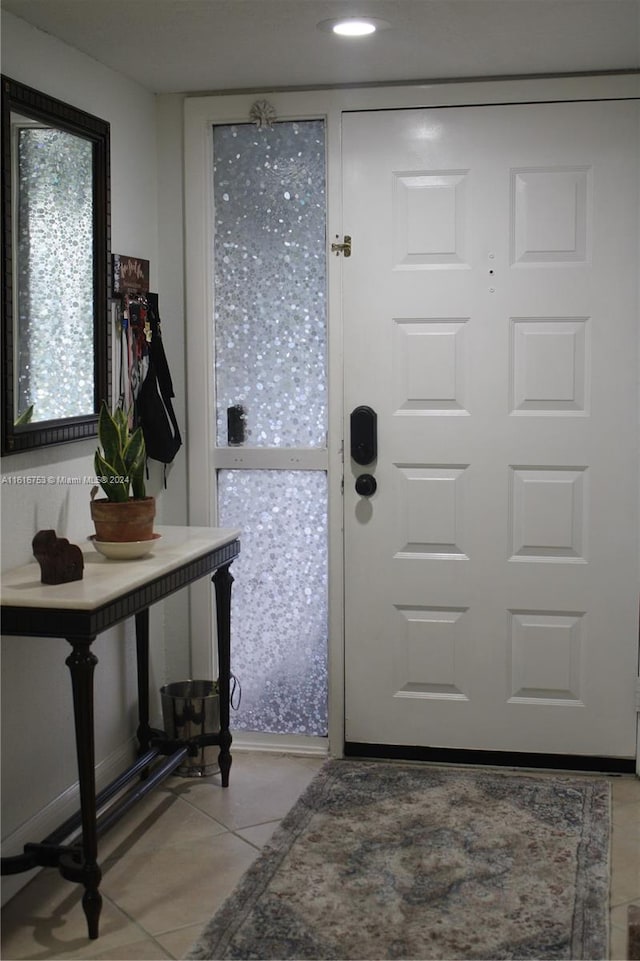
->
[333,19,376,36]
[317,17,391,37]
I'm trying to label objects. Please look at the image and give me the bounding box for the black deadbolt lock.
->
[355,474,377,497]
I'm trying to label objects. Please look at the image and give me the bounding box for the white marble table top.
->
[1,526,240,611]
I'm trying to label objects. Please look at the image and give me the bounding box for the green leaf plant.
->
[94,401,146,502]
[14,404,34,426]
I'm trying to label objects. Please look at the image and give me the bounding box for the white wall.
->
[0,12,169,902]
[155,94,192,684]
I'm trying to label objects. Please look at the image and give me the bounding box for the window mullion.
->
[213,448,328,471]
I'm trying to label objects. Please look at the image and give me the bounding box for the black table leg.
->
[63,637,102,940]
[135,609,151,753]
[212,563,234,787]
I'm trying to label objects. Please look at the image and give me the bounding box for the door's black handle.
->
[355,474,377,497]
[350,406,377,465]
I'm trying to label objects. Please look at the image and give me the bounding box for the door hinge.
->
[331,234,351,257]
[635,676,640,713]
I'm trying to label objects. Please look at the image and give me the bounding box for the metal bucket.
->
[160,679,220,777]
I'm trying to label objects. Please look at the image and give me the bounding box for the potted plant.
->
[90,402,155,543]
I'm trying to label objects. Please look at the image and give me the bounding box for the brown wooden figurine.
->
[32,530,84,584]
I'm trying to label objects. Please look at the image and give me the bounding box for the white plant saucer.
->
[88,533,161,560]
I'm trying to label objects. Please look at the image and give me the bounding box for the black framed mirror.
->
[1,76,110,455]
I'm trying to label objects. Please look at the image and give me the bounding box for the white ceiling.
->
[2,0,639,95]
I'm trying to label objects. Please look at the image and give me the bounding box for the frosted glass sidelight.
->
[217,470,328,736]
[17,128,94,421]
[213,121,327,448]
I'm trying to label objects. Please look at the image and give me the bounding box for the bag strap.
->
[135,296,183,471]
[146,296,182,451]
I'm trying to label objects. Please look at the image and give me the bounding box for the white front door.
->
[343,100,639,760]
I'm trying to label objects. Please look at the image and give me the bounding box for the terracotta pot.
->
[90,496,156,543]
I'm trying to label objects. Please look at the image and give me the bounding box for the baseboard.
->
[344,741,636,774]
[231,731,329,756]
[1,738,137,906]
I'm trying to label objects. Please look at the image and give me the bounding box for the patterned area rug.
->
[186,760,610,960]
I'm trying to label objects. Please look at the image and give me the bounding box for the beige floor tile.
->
[613,802,640,840]
[155,922,205,959]
[611,795,640,910]
[610,838,640,907]
[236,819,280,849]
[82,938,173,960]
[166,752,323,829]
[98,789,227,862]
[610,901,640,961]
[100,831,258,935]
[610,920,629,961]
[611,899,640,926]
[0,868,143,961]
[612,777,640,805]
[611,835,640,869]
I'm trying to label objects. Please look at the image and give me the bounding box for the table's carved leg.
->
[64,637,102,940]
[212,563,234,787]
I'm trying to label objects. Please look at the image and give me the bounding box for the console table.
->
[0,525,240,940]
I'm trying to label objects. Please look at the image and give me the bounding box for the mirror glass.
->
[1,76,110,454]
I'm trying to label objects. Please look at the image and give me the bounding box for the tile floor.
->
[1,753,638,961]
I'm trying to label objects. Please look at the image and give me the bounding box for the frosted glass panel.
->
[17,128,94,421]
[213,121,327,448]
[218,470,328,736]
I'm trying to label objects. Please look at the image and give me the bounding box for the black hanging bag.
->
[136,293,182,466]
